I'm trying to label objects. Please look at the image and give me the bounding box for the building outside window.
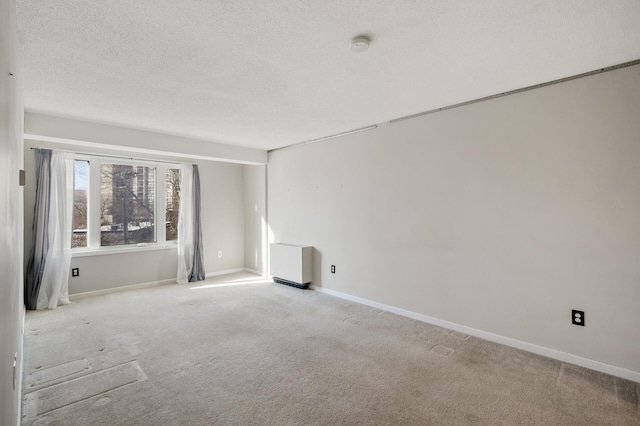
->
[100,163,156,246]
[72,157,181,250]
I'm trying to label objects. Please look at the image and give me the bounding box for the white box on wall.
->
[270,243,313,287]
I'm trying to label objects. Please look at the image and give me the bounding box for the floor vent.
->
[273,277,309,289]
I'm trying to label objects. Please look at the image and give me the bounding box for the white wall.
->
[243,165,267,274]
[25,112,267,165]
[0,0,24,423]
[23,140,246,294]
[68,250,178,294]
[268,64,640,376]
[200,159,245,273]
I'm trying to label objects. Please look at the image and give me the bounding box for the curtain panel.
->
[25,149,52,310]
[177,164,205,283]
[25,149,73,310]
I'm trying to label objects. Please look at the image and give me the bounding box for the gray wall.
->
[0,0,24,423]
[23,140,246,295]
[200,159,245,273]
[267,64,640,374]
[243,165,267,274]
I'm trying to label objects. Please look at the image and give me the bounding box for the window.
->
[165,168,180,241]
[100,163,156,246]
[72,157,181,251]
[73,160,89,248]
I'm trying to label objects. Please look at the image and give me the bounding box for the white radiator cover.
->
[269,243,313,285]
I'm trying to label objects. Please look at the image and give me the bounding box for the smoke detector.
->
[351,36,370,52]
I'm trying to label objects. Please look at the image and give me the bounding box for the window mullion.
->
[157,165,167,244]
[88,160,101,248]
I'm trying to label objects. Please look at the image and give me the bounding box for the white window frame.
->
[72,154,182,257]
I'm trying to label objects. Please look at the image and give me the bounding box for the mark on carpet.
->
[93,396,112,407]
[612,378,640,407]
[431,346,454,357]
[26,359,91,389]
[343,318,361,325]
[557,363,618,405]
[23,360,147,419]
[450,330,470,340]
[31,416,54,425]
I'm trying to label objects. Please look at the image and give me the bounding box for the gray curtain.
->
[25,149,52,310]
[189,165,205,282]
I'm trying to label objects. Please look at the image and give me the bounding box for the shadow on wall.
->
[313,248,323,287]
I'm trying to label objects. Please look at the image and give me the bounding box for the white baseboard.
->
[69,279,176,300]
[69,268,258,301]
[310,285,640,384]
[205,268,245,278]
[244,267,265,276]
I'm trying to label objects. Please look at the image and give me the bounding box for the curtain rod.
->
[29,147,188,166]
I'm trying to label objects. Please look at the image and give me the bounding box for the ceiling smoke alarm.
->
[351,36,370,52]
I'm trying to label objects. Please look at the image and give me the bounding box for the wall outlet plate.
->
[331,265,335,274]
[72,268,79,277]
[572,310,585,326]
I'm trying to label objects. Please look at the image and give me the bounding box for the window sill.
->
[72,243,178,258]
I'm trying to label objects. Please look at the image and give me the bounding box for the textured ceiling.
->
[16,1,640,151]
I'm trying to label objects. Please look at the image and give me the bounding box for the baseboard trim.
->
[310,285,640,384]
[205,268,245,278]
[243,267,265,276]
[70,269,258,301]
[70,278,176,300]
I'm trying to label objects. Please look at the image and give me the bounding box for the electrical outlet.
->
[72,268,79,277]
[572,310,585,326]
[218,251,222,258]
[331,265,335,274]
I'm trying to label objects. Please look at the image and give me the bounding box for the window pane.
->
[165,168,181,241]
[100,163,156,246]
[72,160,89,248]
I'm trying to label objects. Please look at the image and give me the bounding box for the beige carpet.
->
[22,273,640,425]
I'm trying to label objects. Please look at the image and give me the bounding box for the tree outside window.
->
[165,168,181,241]
[100,163,156,246]
[72,160,89,248]
[72,159,180,249]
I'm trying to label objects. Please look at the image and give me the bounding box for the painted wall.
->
[243,165,267,274]
[0,0,24,423]
[25,112,267,165]
[23,140,246,295]
[268,65,640,375]
[200,158,245,273]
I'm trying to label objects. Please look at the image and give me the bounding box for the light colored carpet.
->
[22,273,640,425]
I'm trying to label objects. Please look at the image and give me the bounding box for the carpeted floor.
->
[22,273,640,425]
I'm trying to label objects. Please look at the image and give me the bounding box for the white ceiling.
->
[16,1,640,151]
